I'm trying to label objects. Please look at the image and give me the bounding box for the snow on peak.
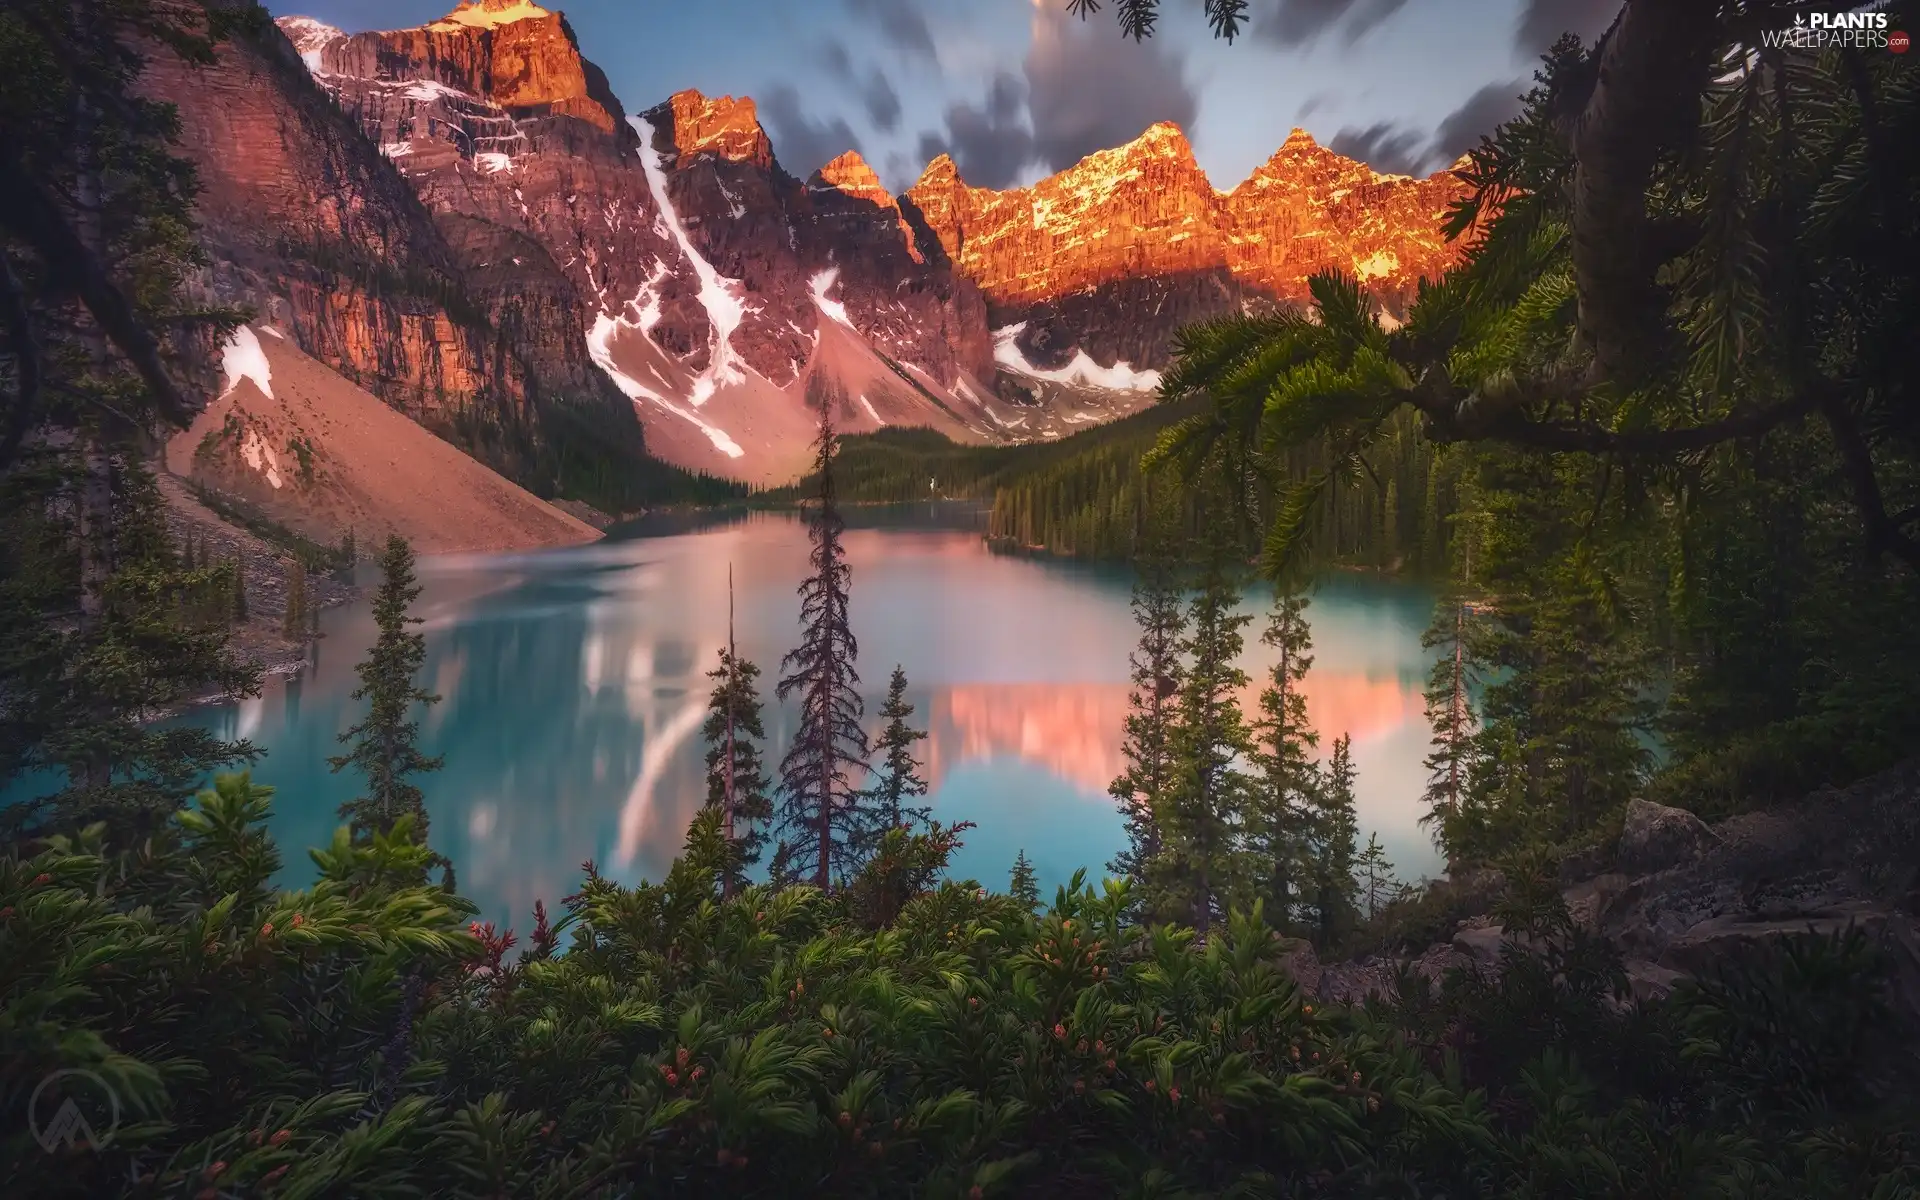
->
[429,0,552,30]
[220,326,274,401]
[810,269,856,329]
[474,151,515,175]
[630,113,751,406]
[276,15,343,72]
[992,324,1162,393]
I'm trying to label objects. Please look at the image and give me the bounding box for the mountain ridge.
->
[158,3,1476,485]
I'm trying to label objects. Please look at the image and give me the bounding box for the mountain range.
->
[142,0,1474,492]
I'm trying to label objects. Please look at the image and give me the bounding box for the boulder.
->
[1617,798,1721,876]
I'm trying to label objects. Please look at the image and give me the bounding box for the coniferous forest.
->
[6,1,1920,1198]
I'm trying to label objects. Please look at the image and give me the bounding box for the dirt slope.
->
[166,325,600,554]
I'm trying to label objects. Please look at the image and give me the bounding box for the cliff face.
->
[141,15,536,422]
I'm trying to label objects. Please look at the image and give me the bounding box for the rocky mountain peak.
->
[655,89,774,169]
[812,150,892,206]
[429,0,554,30]
[912,153,963,191]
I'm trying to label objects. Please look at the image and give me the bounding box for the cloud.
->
[1328,122,1430,175]
[1024,2,1199,173]
[916,71,1034,189]
[861,70,902,132]
[1515,0,1618,55]
[845,0,938,64]
[1255,0,1410,48]
[818,40,853,78]
[760,83,863,177]
[1328,77,1526,175]
[1428,78,1527,163]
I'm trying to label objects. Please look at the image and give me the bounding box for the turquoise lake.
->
[147,505,1442,929]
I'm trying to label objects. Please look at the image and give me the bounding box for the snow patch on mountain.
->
[277,16,343,72]
[631,114,750,407]
[587,312,744,458]
[858,394,884,425]
[221,327,274,400]
[810,269,856,329]
[991,324,1162,392]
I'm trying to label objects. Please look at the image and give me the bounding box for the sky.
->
[284,0,1621,192]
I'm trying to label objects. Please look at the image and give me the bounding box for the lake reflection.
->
[173,506,1442,930]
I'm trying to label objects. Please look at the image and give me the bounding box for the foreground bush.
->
[3,775,1915,1198]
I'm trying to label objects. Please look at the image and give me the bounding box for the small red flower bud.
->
[838,1111,853,1128]
[1052,1023,1065,1039]
[1169,1087,1182,1103]
[968,996,980,1008]
[1143,1079,1156,1092]
[262,1165,288,1185]
[970,1187,984,1200]
[822,1027,834,1038]
[291,913,304,927]
[1072,1079,1085,1094]
[269,1129,291,1146]
[690,1065,704,1081]
[248,1129,263,1146]
[260,922,274,936]
[676,1047,689,1068]
[206,1161,228,1178]
[0,906,13,920]
[665,1070,679,1086]
[32,873,51,885]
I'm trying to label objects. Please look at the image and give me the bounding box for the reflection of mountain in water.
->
[158,512,1437,931]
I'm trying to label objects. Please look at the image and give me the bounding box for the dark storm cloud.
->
[818,40,853,78]
[916,71,1035,189]
[1515,0,1619,55]
[1024,3,1199,173]
[1328,122,1429,175]
[1429,78,1527,163]
[1328,77,1525,175]
[761,83,864,176]
[861,69,903,132]
[845,0,939,64]
[1255,0,1410,48]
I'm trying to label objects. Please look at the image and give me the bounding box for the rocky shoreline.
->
[1282,761,1920,1029]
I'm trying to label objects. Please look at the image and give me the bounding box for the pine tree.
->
[282,557,308,640]
[1009,849,1040,912]
[329,536,443,848]
[230,553,249,623]
[1106,497,1187,898]
[701,574,772,897]
[1158,515,1253,941]
[1246,583,1318,932]
[1419,550,1481,869]
[855,664,930,860]
[1354,832,1401,918]
[1308,733,1361,950]
[774,383,870,889]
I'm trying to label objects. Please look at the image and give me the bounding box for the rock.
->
[1617,798,1721,875]
[1622,960,1686,1003]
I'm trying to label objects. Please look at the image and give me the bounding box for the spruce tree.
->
[1419,556,1481,868]
[330,536,443,848]
[1246,584,1317,932]
[774,383,869,889]
[230,553,249,623]
[1158,516,1253,941]
[1106,497,1187,899]
[1308,733,1361,950]
[1008,849,1040,912]
[855,664,930,860]
[282,557,308,640]
[701,633,773,897]
[1354,832,1401,918]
